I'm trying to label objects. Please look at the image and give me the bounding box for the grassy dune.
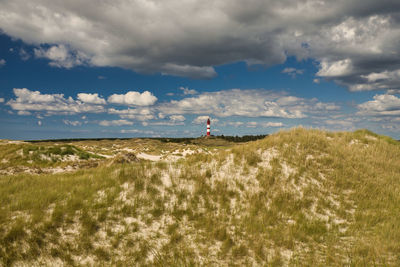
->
[0,128,399,266]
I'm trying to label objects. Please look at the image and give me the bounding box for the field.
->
[1,128,400,266]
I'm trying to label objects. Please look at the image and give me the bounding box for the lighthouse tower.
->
[207,118,210,137]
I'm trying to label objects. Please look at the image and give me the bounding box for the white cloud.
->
[0,59,5,67]
[169,115,185,122]
[6,88,342,132]
[317,59,353,78]
[99,119,133,126]
[37,120,42,126]
[144,121,184,126]
[77,93,106,104]
[159,89,338,119]
[0,98,4,103]
[247,121,284,128]
[275,96,301,106]
[282,68,304,77]
[264,122,284,127]
[313,79,320,84]
[324,119,353,127]
[34,45,89,68]
[120,129,155,135]
[358,94,400,116]
[247,121,258,128]
[17,110,31,115]
[108,91,157,106]
[349,69,400,92]
[63,120,82,126]
[108,108,155,121]
[179,87,198,95]
[7,88,105,115]
[381,124,400,131]
[19,48,30,61]
[227,121,244,127]
[192,116,218,125]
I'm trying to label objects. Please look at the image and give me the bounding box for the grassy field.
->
[0,128,399,266]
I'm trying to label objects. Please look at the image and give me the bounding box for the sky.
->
[0,0,400,140]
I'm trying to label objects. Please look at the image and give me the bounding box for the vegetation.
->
[0,128,399,265]
[0,143,102,170]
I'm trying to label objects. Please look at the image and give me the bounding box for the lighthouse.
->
[207,118,210,137]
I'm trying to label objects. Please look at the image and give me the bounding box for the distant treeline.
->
[217,134,268,142]
[26,135,268,143]
[157,135,268,143]
[26,137,134,143]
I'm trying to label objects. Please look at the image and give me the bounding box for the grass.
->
[0,128,399,265]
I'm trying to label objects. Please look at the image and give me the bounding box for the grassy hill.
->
[0,128,399,266]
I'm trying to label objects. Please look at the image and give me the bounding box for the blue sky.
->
[1,0,400,140]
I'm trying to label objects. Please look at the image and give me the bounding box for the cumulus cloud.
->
[120,129,156,135]
[0,59,5,67]
[143,121,185,126]
[7,88,105,115]
[99,119,133,126]
[180,87,198,95]
[34,45,89,68]
[227,121,244,127]
[169,115,185,122]
[324,119,353,127]
[108,91,157,106]
[247,121,284,128]
[63,120,82,126]
[159,89,339,119]
[317,59,353,78]
[6,88,342,131]
[17,110,31,115]
[358,94,400,116]
[108,108,155,121]
[263,122,284,127]
[282,68,304,78]
[19,48,30,61]
[381,124,400,131]
[1,0,400,86]
[246,122,258,128]
[0,98,4,103]
[192,116,218,125]
[77,93,106,104]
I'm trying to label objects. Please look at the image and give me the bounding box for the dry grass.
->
[0,128,399,266]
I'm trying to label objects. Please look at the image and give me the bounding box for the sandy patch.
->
[96,153,113,158]
[137,153,162,161]
[62,154,80,162]
[7,140,26,144]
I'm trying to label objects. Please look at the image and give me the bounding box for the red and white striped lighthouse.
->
[206,118,211,137]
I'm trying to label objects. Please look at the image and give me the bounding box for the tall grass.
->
[0,128,399,265]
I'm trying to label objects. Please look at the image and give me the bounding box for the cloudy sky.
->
[0,0,400,139]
